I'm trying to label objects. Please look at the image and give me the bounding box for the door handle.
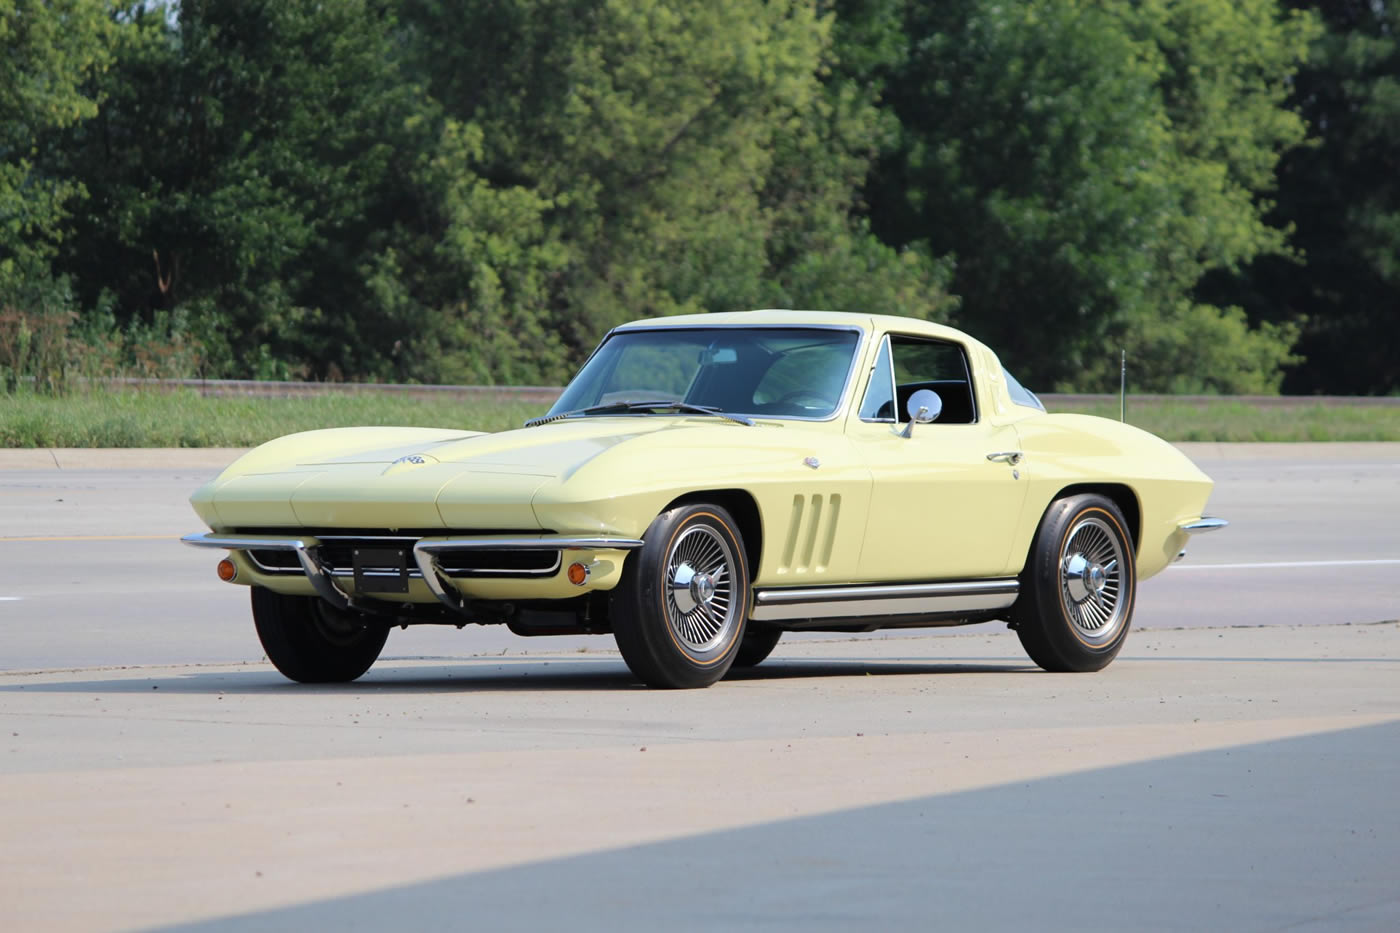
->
[986,451,1023,465]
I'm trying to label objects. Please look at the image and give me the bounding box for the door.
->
[849,334,1027,582]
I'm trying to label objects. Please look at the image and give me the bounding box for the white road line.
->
[1172,559,1400,571]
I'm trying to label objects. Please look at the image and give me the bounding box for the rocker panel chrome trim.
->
[750,579,1019,621]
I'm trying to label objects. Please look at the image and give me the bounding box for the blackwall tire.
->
[611,504,750,688]
[732,625,782,669]
[250,587,388,683]
[1014,494,1136,673]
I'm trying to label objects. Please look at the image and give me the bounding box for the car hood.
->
[191,417,783,530]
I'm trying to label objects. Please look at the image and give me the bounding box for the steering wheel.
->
[775,390,837,410]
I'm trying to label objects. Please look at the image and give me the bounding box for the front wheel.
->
[611,503,751,688]
[733,625,782,669]
[251,587,389,683]
[1014,494,1136,672]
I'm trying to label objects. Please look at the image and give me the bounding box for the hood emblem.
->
[383,453,439,475]
[803,456,820,469]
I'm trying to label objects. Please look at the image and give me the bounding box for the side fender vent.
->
[777,494,841,576]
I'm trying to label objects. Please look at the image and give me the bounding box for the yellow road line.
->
[0,534,181,543]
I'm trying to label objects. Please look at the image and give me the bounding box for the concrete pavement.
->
[2,623,1397,931]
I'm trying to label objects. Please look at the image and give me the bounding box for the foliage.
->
[389,0,948,384]
[4,388,1396,447]
[1200,0,1400,394]
[1080,302,1301,394]
[0,0,110,283]
[44,0,434,380]
[870,0,1316,391]
[5,0,1394,393]
[0,270,208,393]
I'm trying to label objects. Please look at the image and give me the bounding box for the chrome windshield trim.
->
[542,324,870,425]
[751,579,1019,622]
[1179,517,1229,535]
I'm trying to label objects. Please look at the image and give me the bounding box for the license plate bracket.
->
[352,547,410,594]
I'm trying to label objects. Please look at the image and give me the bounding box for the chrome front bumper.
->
[182,532,644,614]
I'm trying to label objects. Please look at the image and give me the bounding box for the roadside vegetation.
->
[2,390,1396,448]
[1049,399,1400,443]
[4,1,1398,397]
[0,391,547,449]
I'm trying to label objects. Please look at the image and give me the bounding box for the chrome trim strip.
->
[292,544,356,611]
[750,579,1019,621]
[182,533,354,610]
[182,533,322,550]
[412,541,469,613]
[414,536,645,551]
[1179,517,1229,535]
[547,324,868,425]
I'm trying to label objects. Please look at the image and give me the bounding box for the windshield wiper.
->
[525,399,754,428]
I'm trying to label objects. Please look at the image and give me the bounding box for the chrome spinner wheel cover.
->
[1058,516,1128,645]
[665,524,739,653]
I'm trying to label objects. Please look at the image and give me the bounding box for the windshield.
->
[546,326,862,420]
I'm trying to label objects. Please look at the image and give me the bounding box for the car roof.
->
[612,309,980,345]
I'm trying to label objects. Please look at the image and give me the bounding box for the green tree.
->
[0,0,110,282]
[1201,0,1400,394]
[394,0,949,383]
[47,0,434,379]
[870,0,1315,392]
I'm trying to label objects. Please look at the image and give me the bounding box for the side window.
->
[1004,367,1045,411]
[888,336,977,424]
[858,336,896,420]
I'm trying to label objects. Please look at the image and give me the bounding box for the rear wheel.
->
[611,503,750,688]
[251,587,388,683]
[1014,494,1135,672]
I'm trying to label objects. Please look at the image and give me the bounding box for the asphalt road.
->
[1,443,1397,931]
[0,443,1396,670]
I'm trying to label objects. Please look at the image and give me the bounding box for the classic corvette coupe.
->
[184,310,1226,688]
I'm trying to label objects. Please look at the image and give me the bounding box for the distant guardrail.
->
[103,378,1400,408]
[106,377,564,404]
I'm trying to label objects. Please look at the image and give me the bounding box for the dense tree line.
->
[1,0,1394,393]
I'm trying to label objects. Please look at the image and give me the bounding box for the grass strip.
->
[2,390,1398,447]
[0,391,548,448]
[1053,399,1400,442]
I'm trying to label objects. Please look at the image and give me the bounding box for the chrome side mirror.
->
[900,389,942,437]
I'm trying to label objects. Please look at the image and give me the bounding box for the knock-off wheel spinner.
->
[665,524,739,653]
[1058,515,1127,644]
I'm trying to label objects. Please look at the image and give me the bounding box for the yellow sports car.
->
[184,310,1226,688]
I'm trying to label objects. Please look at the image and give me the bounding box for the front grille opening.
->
[244,538,562,578]
[249,549,300,570]
[438,549,560,576]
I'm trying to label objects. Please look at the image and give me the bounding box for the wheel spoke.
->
[662,523,741,653]
[1058,514,1129,641]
